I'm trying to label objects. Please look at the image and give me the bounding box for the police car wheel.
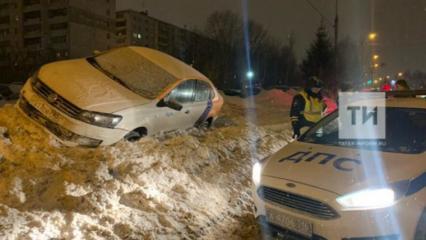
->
[414,209,426,240]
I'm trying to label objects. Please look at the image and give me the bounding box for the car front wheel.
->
[124,127,147,142]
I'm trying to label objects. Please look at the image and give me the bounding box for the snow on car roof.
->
[129,46,209,82]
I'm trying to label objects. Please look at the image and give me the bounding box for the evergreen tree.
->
[336,37,362,90]
[301,24,335,87]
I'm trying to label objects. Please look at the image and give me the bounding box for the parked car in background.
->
[0,94,5,107]
[0,83,23,101]
[0,85,12,100]
[19,46,223,147]
[223,77,262,98]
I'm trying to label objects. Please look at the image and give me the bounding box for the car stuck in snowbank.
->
[19,46,223,147]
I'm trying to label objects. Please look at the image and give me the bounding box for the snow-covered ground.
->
[0,90,295,240]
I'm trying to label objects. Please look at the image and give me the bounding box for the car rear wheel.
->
[197,118,213,129]
[124,127,147,142]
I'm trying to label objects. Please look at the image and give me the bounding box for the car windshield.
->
[92,47,177,99]
[300,107,426,154]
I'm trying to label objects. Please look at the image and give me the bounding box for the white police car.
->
[253,91,426,239]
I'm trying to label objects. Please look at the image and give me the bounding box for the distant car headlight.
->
[79,111,122,128]
[252,162,262,186]
[336,188,396,211]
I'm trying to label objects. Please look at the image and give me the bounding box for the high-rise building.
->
[0,0,115,68]
[115,10,191,60]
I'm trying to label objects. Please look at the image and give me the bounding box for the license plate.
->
[266,208,313,238]
[34,101,62,121]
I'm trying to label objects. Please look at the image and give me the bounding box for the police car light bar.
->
[386,90,426,99]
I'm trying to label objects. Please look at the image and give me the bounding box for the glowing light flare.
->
[368,32,378,41]
[246,71,254,79]
[337,188,395,210]
[252,162,262,185]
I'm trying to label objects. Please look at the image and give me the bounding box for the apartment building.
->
[115,10,192,60]
[0,0,115,68]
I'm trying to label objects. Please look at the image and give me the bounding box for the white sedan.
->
[19,47,223,147]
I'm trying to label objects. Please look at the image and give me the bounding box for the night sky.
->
[117,0,426,75]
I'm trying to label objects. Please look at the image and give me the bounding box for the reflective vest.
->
[300,91,324,123]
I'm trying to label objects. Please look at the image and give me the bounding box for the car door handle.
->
[185,110,190,114]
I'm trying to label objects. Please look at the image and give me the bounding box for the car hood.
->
[37,59,151,113]
[261,141,425,195]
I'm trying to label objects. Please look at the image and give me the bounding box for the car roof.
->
[385,97,426,108]
[349,97,426,109]
[128,46,209,82]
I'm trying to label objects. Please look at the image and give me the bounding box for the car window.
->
[194,80,213,102]
[167,80,196,104]
[300,108,426,154]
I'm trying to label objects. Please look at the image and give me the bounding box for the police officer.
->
[290,76,327,138]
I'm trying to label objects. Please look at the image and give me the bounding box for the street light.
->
[374,63,380,68]
[246,71,254,79]
[373,54,379,60]
[398,72,403,77]
[368,32,377,41]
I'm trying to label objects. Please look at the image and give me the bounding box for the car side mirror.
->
[157,99,183,111]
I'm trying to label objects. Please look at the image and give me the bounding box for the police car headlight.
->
[252,162,262,186]
[337,188,395,211]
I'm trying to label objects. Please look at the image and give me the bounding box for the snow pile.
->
[0,103,292,240]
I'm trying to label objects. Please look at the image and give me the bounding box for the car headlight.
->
[336,188,396,211]
[79,111,122,128]
[252,162,262,186]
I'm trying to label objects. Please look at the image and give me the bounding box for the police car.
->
[252,91,426,239]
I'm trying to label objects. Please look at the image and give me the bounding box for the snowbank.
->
[256,89,295,108]
[0,102,292,240]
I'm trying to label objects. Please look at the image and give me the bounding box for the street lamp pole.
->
[334,0,339,52]
[334,0,339,88]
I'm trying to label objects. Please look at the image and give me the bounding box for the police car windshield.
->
[300,108,426,154]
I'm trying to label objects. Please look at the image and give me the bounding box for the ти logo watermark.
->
[339,92,386,141]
